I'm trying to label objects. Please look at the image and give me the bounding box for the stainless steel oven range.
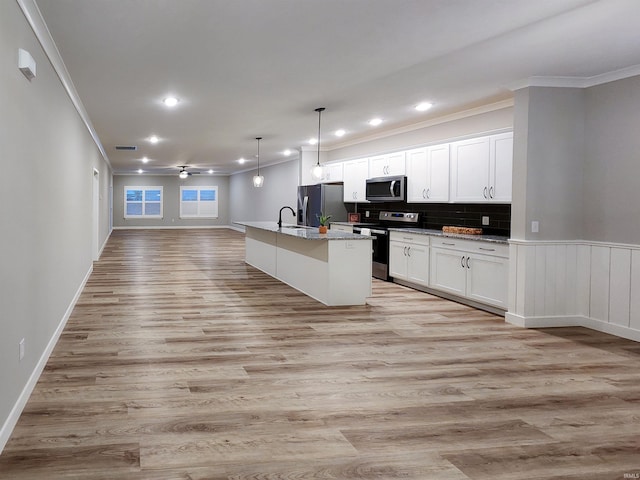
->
[352,211,420,280]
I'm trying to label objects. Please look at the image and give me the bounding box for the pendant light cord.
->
[256,136,261,175]
[315,107,325,167]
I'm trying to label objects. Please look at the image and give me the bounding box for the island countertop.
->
[236,221,372,306]
[234,221,372,240]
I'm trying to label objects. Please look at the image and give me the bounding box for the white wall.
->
[0,0,112,450]
[229,160,299,225]
[583,75,640,244]
[113,174,230,228]
[511,87,585,241]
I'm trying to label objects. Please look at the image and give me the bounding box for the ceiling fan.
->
[177,165,200,179]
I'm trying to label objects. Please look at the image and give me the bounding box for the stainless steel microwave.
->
[365,176,407,202]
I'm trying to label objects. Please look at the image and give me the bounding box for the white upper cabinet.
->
[406,144,450,203]
[450,136,491,202]
[342,158,369,202]
[369,152,406,178]
[450,132,513,203]
[489,132,513,202]
[320,162,343,183]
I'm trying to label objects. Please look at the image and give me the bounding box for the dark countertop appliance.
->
[297,184,348,227]
[365,175,406,202]
[352,211,420,280]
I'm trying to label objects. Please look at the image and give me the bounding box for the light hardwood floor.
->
[1,228,639,479]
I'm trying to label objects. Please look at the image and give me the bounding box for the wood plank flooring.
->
[1,228,639,479]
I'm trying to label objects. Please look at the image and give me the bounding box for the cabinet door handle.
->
[426,188,430,199]
[479,247,495,252]
[407,246,411,257]
[466,257,470,268]
[403,246,408,256]
[461,256,465,268]
[483,186,488,199]
[489,186,495,198]
[443,242,456,246]
[422,188,427,199]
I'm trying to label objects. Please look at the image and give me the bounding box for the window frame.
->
[123,186,164,219]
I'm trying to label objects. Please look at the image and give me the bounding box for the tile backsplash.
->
[345,202,511,236]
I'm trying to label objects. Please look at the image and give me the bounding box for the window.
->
[180,186,218,218]
[124,186,163,218]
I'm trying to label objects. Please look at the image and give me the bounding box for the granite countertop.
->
[235,221,372,241]
[388,227,509,244]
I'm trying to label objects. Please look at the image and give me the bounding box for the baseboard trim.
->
[112,225,232,230]
[0,264,93,454]
[505,313,640,342]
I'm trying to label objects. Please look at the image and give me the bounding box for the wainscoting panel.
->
[507,240,640,342]
[630,250,640,331]
[590,246,611,323]
[609,248,631,328]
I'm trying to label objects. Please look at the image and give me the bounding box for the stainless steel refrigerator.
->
[297,184,348,227]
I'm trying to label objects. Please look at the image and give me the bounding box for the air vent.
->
[115,145,138,151]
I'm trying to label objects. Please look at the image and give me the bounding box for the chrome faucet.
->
[278,206,296,228]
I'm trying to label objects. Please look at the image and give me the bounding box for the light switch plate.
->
[531,220,539,233]
[482,216,489,226]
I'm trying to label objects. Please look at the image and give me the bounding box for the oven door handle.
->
[369,229,387,235]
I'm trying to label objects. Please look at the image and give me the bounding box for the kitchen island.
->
[235,221,372,306]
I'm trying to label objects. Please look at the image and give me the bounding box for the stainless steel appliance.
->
[352,211,420,280]
[365,175,407,202]
[297,184,348,227]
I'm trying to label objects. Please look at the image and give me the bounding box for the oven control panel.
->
[378,211,420,224]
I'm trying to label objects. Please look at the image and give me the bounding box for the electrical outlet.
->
[19,338,25,361]
[365,211,370,218]
[531,220,539,233]
[482,216,490,226]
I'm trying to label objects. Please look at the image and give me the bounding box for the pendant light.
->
[252,136,264,187]
[311,107,325,179]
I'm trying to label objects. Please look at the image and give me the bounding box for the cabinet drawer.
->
[430,237,508,257]
[389,231,430,246]
[331,224,353,233]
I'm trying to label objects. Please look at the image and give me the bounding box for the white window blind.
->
[180,186,218,218]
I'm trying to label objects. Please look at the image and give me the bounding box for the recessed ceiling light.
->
[283,149,292,156]
[137,169,143,174]
[308,138,317,145]
[141,157,149,163]
[163,96,179,107]
[415,102,433,112]
[368,118,382,126]
[208,169,214,174]
[148,135,159,144]
[238,158,246,164]
[335,129,346,137]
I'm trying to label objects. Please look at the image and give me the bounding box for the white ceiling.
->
[34,0,640,175]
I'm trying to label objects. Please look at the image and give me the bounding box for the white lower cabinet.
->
[389,232,429,286]
[430,237,509,309]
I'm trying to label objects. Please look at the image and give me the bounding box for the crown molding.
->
[327,99,514,151]
[16,0,111,169]
[508,64,640,91]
